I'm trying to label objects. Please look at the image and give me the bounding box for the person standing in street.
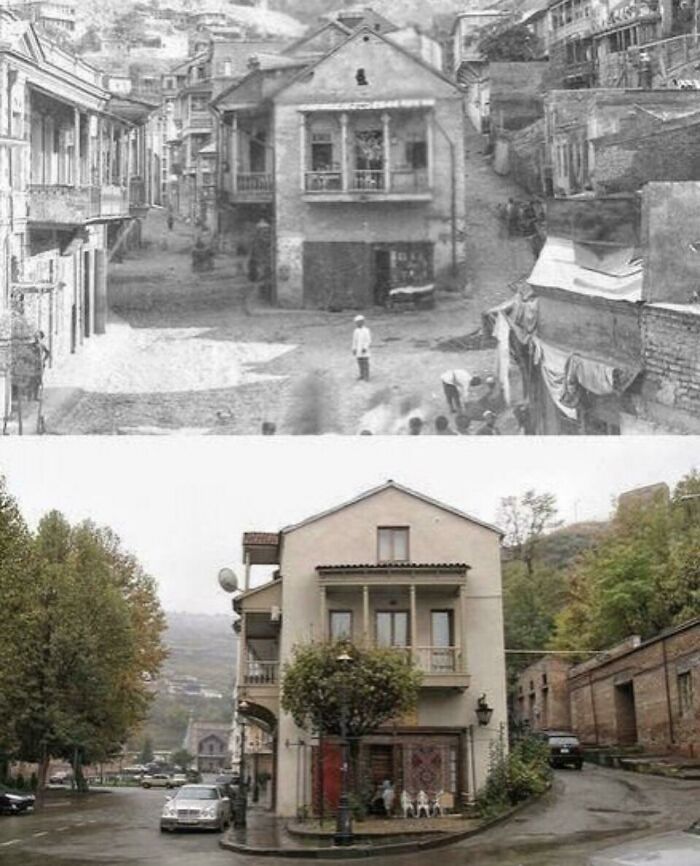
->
[352,315,372,381]
[440,369,479,413]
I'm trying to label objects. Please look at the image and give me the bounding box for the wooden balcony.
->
[303,168,432,203]
[231,172,274,203]
[27,184,130,225]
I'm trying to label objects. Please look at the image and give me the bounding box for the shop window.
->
[678,671,693,716]
[377,526,409,562]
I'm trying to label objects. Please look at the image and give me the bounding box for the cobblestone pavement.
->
[42,127,535,436]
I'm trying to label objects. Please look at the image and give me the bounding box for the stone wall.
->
[514,656,573,732]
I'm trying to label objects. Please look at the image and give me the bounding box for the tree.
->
[499,491,561,580]
[0,477,33,783]
[552,472,700,653]
[170,749,194,772]
[139,736,155,765]
[478,22,542,62]
[281,640,422,739]
[1,502,167,796]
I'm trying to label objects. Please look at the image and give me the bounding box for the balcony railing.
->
[243,660,278,685]
[412,646,461,674]
[305,170,343,192]
[304,168,430,197]
[28,184,129,224]
[185,109,212,131]
[237,172,273,194]
[351,169,386,191]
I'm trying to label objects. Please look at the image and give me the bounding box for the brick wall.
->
[514,656,573,732]
[569,619,700,757]
[641,305,700,420]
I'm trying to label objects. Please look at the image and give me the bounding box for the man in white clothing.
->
[352,315,372,381]
[440,369,480,413]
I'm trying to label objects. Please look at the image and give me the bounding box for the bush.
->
[477,727,551,817]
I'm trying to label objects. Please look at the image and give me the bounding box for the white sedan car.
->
[160,784,231,833]
[590,821,700,865]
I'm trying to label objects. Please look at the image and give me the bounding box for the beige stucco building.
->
[233,481,508,817]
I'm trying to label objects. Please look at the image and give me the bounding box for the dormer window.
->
[377,527,409,563]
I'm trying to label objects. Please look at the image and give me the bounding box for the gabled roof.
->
[270,24,463,102]
[282,480,503,537]
[282,19,351,57]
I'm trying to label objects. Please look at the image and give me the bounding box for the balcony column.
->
[362,585,370,645]
[426,110,435,189]
[458,584,467,673]
[299,112,306,192]
[409,585,417,658]
[86,114,94,186]
[231,112,238,193]
[381,111,391,192]
[125,127,133,189]
[340,112,348,192]
[319,585,327,640]
[108,120,114,185]
[96,116,103,186]
[238,611,247,686]
[73,107,80,188]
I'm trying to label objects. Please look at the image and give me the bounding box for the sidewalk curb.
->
[218,785,551,859]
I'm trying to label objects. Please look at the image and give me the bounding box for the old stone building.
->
[513,656,573,732]
[569,618,700,757]
[215,25,466,309]
[0,8,137,427]
[512,617,699,757]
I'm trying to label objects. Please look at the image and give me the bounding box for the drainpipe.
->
[433,116,458,278]
[661,638,675,746]
[589,670,599,745]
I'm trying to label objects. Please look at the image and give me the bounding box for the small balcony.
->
[231,172,274,203]
[303,167,432,203]
[28,184,129,225]
[243,659,279,686]
[184,109,213,134]
[402,646,471,690]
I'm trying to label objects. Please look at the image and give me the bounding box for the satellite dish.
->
[218,568,239,593]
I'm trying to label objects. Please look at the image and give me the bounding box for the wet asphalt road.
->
[0,765,698,866]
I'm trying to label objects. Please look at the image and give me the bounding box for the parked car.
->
[160,784,231,832]
[540,731,584,770]
[169,774,188,787]
[0,785,35,815]
[142,773,173,789]
[589,819,700,865]
[48,771,72,785]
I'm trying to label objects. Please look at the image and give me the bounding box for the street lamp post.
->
[233,700,249,828]
[333,649,355,847]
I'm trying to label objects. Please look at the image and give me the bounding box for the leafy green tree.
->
[478,22,543,62]
[552,472,700,653]
[0,478,33,783]
[281,640,422,738]
[170,748,194,772]
[1,502,167,797]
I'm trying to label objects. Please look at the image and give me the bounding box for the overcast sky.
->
[0,437,696,615]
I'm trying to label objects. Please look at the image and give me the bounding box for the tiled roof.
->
[316,562,469,571]
[243,532,280,546]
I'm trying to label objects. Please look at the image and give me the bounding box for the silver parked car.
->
[590,820,700,865]
[160,784,231,832]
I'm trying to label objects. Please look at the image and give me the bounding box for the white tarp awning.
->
[528,236,643,301]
